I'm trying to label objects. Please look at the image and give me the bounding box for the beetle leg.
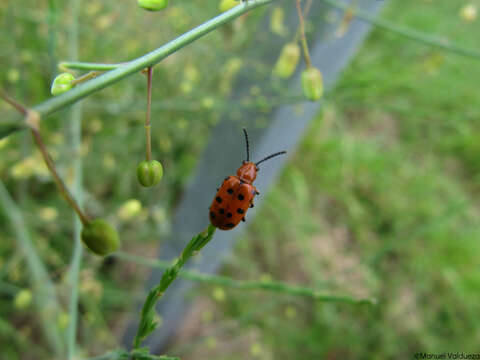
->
[242,217,246,222]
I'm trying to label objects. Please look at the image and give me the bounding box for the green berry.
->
[219,0,237,12]
[81,219,120,256]
[138,0,169,11]
[301,67,323,101]
[51,73,75,96]
[137,160,163,187]
[273,42,300,79]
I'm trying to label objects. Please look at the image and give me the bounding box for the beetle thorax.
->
[237,161,257,183]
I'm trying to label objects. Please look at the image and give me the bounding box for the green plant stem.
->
[0,89,28,116]
[59,61,126,71]
[71,71,101,86]
[115,251,376,305]
[0,180,65,356]
[145,67,153,161]
[67,0,84,357]
[28,0,274,120]
[296,0,312,68]
[321,0,480,60]
[30,127,90,226]
[84,349,179,360]
[133,225,217,349]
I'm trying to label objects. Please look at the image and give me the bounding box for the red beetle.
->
[209,129,286,230]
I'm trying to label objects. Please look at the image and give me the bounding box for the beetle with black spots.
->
[209,129,286,230]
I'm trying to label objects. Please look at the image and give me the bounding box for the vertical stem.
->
[296,0,312,68]
[145,67,153,161]
[0,181,65,356]
[66,0,83,357]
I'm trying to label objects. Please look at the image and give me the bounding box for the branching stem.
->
[296,0,312,68]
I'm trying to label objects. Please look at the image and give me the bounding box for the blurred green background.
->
[1,0,480,359]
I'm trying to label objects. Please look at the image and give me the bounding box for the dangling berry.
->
[273,42,300,79]
[81,219,120,256]
[301,67,323,101]
[51,73,75,96]
[137,160,163,187]
[138,0,169,11]
[219,0,237,12]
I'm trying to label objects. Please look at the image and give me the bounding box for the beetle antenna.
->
[255,151,287,167]
[243,128,250,162]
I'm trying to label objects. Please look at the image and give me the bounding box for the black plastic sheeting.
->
[123,0,386,352]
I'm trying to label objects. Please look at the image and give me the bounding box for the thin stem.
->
[0,90,89,227]
[296,0,312,68]
[84,350,179,360]
[133,225,217,349]
[145,67,153,161]
[293,0,313,43]
[321,0,480,60]
[70,71,101,86]
[115,251,377,305]
[30,128,90,226]
[29,0,274,119]
[59,62,125,71]
[67,0,84,357]
[0,181,65,355]
[0,90,28,116]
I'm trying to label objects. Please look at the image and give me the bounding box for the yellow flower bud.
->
[301,67,323,101]
[273,42,300,79]
[51,73,75,96]
[14,289,33,309]
[138,0,169,11]
[219,0,238,13]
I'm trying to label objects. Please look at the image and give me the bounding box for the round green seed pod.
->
[137,160,163,187]
[301,67,323,101]
[219,0,237,12]
[273,42,301,79]
[81,219,120,256]
[138,0,169,11]
[50,73,75,96]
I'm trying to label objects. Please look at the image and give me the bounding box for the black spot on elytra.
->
[237,208,244,214]
[227,212,232,218]
[238,194,245,201]
[227,188,234,194]
[216,196,222,203]
[219,208,225,214]
[210,211,215,219]
[226,223,235,228]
